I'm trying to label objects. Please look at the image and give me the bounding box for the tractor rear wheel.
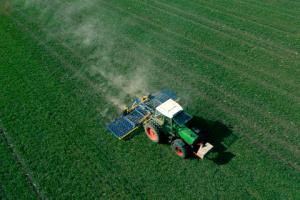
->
[171,139,189,158]
[144,123,161,143]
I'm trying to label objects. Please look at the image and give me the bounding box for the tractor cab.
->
[154,99,192,126]
[153,99,194,136]
[154,99,182,126]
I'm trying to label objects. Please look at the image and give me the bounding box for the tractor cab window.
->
[173,111,192,126]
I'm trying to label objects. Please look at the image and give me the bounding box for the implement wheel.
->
[171,139,189,158]
[144,123,161,143]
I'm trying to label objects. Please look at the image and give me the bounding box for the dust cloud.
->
[12,0,154,108]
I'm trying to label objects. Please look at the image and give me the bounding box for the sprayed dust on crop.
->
[14,0,155,108]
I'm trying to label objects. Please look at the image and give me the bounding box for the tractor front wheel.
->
[171,139,189,158]
[144,123,161,143]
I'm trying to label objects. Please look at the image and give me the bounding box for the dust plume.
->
[12,0,155,108]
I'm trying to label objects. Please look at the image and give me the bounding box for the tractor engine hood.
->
[178,127,198,145]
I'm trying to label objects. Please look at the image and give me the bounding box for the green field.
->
[1,0,299,199]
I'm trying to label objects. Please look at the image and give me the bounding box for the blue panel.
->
[107,105,149,139]
[107,116,136,138]
[126,110,144,124]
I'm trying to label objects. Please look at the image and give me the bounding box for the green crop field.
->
[1,0,299,199]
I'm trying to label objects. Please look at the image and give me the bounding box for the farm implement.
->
[107,90,213,159]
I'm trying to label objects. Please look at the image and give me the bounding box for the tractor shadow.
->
[188,116,237,165]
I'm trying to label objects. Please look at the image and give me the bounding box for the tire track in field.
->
[148,0,299,64]
[197,1,299,37]
[0,126,46,200]
[99,1,300,104]
[239,0,300,20]
[11,12,300,198]
[17,5,300,167]
[0,184,4,198]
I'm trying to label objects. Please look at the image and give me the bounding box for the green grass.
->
[1,0,300,199]
[0,130,36,200]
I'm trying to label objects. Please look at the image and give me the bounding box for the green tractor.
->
[143,99,213,158]
[107,90,213,159]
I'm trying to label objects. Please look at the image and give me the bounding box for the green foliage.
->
[0,132,36,200]
[0,0,300,199]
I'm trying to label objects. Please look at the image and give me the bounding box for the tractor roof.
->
[156,99,183,118]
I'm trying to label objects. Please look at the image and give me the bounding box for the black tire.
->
[171,139,189,158]
[143,123,162,143]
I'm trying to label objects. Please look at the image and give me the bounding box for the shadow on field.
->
[188,116,237,165]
